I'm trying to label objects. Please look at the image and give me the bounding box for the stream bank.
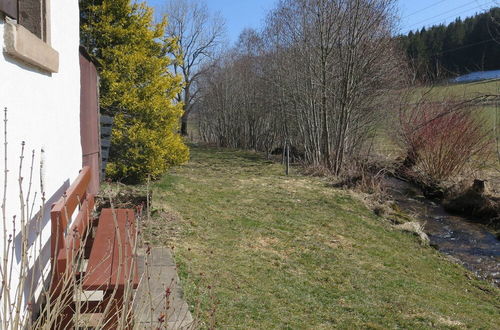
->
[385,177,500,286]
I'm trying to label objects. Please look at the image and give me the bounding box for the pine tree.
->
[80,0,189,182]
[400,7,500,81]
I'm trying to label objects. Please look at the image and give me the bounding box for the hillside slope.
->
[148,145,499,329]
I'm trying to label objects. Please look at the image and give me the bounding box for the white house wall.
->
[0,0,81,322]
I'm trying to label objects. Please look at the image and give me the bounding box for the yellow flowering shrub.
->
[81,0,189,182]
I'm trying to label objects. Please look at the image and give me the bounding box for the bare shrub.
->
[329,158,388,198]
[302,164,333,177]
[398,99,492,186]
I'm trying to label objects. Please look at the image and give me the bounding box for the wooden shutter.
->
[0,0,17,19]
[80,50,101,194]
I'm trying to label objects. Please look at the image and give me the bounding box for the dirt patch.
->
[435,316,464,327]
[98,183,149,210]
[302,229,353,251]
[403,313,464,328]
[246,236,281,254]
[141,206,183,247]
[255,236,279,248]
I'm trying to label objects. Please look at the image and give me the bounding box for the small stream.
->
[385,177,500,286]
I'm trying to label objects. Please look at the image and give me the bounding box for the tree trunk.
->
[180,112,189,136]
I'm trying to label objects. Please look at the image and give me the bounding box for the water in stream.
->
[385,177,500,286]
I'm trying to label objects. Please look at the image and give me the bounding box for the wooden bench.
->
[50,166,139,329]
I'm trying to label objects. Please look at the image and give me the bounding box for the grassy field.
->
[423,79,500,100]
[417,80,499,133]
[146,145,499,329]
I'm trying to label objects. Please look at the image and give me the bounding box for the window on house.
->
[0,0,49,42]
[0,0,58,73]
[18,0,47,41]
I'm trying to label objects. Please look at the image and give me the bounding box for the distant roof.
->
[452,70,500,83]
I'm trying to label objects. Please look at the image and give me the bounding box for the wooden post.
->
[285,141,290,176]
[495,86,499,162]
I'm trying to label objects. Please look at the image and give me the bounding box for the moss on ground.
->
[147,145,499,329]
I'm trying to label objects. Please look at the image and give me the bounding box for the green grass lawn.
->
[424,79,500,100]
[415,80,499,143]
[147,145,499,329]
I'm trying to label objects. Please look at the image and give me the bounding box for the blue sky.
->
[146,0,499,43]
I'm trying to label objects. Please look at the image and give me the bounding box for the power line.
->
[474,0,500,9]
[403,0,496,33]
[402,0,449,19]
[475,0,500,45]
[403,10,489,36]
[409,3,492,27]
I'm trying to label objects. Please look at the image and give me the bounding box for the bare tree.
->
[162,0,226,136]
[197,0,404,176]
[266,0,403,173]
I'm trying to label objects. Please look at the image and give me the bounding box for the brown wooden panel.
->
[80,52,101,195]
[56,195,95,274]
[83,208,116,290]
[0,0,18,19]
[109,209,138,290]
[83,209,138,291]
[50,166,91,258]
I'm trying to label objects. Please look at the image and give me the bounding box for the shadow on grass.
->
[156,173,180,190]
[189,144,273,166]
